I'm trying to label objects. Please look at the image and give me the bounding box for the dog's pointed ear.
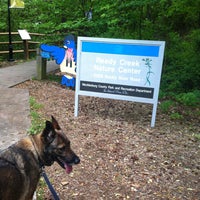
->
[51,115,61,130]
[41,120,56,144]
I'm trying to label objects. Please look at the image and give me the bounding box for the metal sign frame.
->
[75,37,165,127]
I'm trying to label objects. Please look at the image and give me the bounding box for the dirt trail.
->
[15,79,200,200]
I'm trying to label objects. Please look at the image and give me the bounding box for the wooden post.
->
[36,48,47,80]
[23,40,29,60]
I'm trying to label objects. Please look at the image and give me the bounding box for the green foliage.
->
[170,112,183,120]
[160,100,175,113]
[28,97,44,135]
[36,178,46,200]
[29,96,43,110]
[28,97,46,197]
[194,134,200,141]
[46,74,61,83]
[161,30,200,94]
[28,112,44,135]
[0,0,200,100]
[176,91,200,106]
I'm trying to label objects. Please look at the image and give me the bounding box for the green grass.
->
[46,73,61,83]
[159,100,175,113]
[32,72,61,83]
[194,134,200,141]
[29,96,43,110]
[176,91,200,107]
[37,178,47,200]
[170,112,183,120]
[28,96,47,198]
[28,96,45,135]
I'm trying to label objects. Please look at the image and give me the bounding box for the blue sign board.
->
[75,37,165,127]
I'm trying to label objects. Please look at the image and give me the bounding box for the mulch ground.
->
[15,77,200,200]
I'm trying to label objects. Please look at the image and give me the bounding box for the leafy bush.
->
[170,112,183,120]
[176,91,200,106]
[160,100,175,113]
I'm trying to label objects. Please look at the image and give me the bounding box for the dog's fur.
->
[0,116,80,200]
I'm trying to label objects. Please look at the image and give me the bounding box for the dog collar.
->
[30,135,45,169]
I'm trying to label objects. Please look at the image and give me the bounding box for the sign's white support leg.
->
[151,103,158,127]
[74,94,79,117]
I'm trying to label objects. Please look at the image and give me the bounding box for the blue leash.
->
[41,168,60,200]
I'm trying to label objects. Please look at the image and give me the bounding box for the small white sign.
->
[18,30,31,40]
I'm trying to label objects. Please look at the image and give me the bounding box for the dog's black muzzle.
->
[56,154,80,169]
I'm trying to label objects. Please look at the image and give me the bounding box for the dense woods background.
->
[0,0,200,104]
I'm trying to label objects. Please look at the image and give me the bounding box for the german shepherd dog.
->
[0,116,80,200]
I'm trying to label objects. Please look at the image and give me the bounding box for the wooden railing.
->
[0,32,45,60]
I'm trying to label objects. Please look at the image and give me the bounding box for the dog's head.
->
[40,116,80,174]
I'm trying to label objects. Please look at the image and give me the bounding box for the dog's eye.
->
[58,146,66,153]
[60,146,66,151]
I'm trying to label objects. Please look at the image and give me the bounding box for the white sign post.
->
[75,37,165,127]
[18,30,31,40]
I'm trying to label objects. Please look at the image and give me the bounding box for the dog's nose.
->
[74,156,80,164]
